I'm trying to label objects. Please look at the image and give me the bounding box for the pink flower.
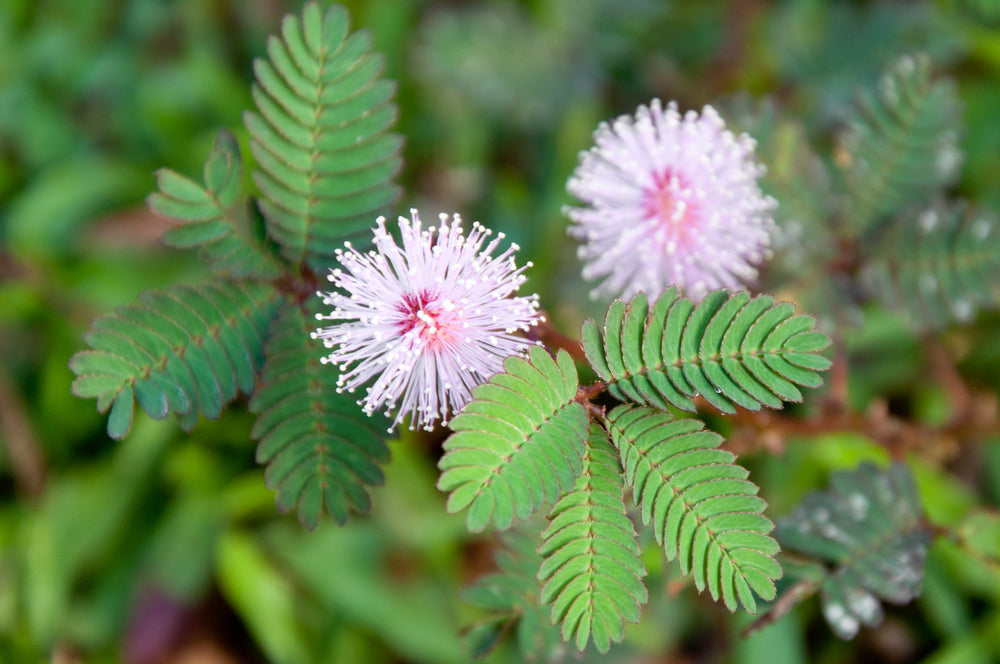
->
[565,99,776,302]
[313,210,542,431]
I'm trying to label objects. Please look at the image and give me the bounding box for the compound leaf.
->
[537,425,646,653]
[461,528,564,661]
[70,281,280,439]
[604,405,780,613]
[438,347,590,532]
[861,201,1000,331]
[582,290,831,415]
[838,53,962,237]
[249,302,390,529]
[245,1,402,271]
[149,130,284,279]
[776,462,929,639]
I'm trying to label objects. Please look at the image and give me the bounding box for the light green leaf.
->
[537,426,646,653]
[438,347,590,532]
[605,405,780,613]
[583,291,830,414]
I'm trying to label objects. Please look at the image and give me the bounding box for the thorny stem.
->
[707,0,768,85]
[726,397,1000,459]
[572,383,608,421]
[826,338,850,411]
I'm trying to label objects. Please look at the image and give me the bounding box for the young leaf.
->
[604,405,781,613]
[838,53,962,237]
[245,1,402,271]
[537,425,646,653]
[437,347,590,533]
[249,303,390,530]
[775,462,929,639]
[860,201,1000,331]
[582,290,831,415]
[70,281,279,439]
[149,130,283,279]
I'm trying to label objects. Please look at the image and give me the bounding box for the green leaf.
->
[727,96,847,332]
[776,462,929,639]
[583,291,831,414]
[860,202,1000,331]
[537,426,646,653]
[70,281,279,439]
[245,1,402,271]
[460,529,564,661]
[438,347,590,532]
[215,531,312,664]
[107,385,134,440]
[728,96,835,269]
[149,129,284,279]
[249,303,390,529]
[604,405,780,613]
[838,53,962,237]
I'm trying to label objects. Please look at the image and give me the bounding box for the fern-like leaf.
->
[861,202,1000,330]
[70,281,280,439]
[245,1,402,271]
[148,130,283,279]
[437,347,590,533]
[582,289,831,415]
[604,405,780,613]
[776,462,928,639]
[537,425,646,653]
[839,53,962,236]
[249,302,390,530]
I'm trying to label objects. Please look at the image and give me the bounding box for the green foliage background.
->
[3,0,1000,662]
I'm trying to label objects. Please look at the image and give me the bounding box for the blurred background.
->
[3,0,1000,662]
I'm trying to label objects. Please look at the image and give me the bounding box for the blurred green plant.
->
[2,1,1000,663]
[750,463,930,639]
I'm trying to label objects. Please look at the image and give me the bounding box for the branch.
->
[723,389,999,460]
[530,313,587,363]
[742,578,821,638]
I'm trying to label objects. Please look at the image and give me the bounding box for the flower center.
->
[642,169,697,251]
[395,291,458,351]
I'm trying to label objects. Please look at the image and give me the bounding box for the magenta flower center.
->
[642,170,698,250]
[395,291,458,351]
[565,99,776,301]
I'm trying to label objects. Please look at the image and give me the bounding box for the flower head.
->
[313,210,542,431]
[565,99,776,302]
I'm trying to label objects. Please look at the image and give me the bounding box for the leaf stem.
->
[531,313,587,363]
[741,578,821,638]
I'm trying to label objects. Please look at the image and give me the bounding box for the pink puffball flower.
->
[565,99,777,302]
[313,210,542,432]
